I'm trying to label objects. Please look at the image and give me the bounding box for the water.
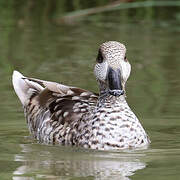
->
[0,1,180,179]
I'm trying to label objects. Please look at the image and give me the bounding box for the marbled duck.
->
[12,41,150,150]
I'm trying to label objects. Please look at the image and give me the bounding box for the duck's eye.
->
[96,50,103,63]
[124,56,127,61]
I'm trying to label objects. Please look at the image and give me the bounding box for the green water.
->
[0,1,180,179]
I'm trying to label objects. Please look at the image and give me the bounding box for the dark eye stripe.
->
[96,49,103,63]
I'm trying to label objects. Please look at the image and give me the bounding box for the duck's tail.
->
[12,70,44,106]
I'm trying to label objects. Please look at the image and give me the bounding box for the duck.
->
[12,41,150,150]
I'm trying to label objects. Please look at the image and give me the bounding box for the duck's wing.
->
[24,76,99,107]
[12,71,98,140]
[12,70,98,106]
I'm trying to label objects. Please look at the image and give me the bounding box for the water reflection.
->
[13,144,146,180]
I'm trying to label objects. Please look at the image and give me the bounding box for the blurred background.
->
[0,0,180,179]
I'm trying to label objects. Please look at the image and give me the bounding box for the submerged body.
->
[12,41,150,150]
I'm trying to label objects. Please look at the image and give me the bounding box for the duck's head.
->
[94,41,131,96]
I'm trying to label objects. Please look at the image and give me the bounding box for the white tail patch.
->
[12,70,44,105]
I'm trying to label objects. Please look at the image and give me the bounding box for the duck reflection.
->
[13,144,146,180]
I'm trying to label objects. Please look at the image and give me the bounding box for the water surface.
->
[0,1,180,180]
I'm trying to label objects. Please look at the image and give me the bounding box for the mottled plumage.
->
[12,41,150,150]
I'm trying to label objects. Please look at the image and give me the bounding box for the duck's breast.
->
[78,101,150,150]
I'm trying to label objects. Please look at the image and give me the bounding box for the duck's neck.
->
[98,81,126,104]
[98,81,126,102]
[98,92,126,106]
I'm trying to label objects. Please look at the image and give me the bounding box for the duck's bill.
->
[107,66,124,96]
